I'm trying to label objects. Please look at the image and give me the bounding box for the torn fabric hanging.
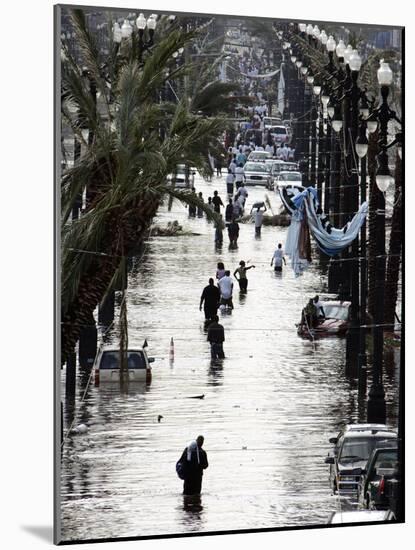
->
[282,186,368,275]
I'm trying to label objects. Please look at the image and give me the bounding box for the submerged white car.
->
[94,346,154,385]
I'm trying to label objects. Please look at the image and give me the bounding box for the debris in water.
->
[242,446,247,450]
[71,424,88,434]
[187,394,205,399]
[157,415,163,423]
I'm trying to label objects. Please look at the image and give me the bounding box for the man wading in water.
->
[179,436,209,495]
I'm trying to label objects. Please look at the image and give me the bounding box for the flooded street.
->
[60,174,399,542]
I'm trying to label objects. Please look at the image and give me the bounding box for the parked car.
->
[278,161,299,171]
[269,125,289,144]
[263,116,282,129]
[274,171,303,189]
[94,346,154,385]
[243,161,273,188]
[325,424,397,495]
[357,444,398,510]
[327,510,396,524]
[247,150,272,162]
[297,300,351,338]
[167,164,195,188]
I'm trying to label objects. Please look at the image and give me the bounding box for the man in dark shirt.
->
[179,435,209,496]
[207,315,225,359]
[225,199,233,222]
[212,190,224,213]
[199,278,220,321]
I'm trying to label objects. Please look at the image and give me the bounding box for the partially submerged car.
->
[243,161,273,188]
[297,300,351,338]
[357,444,398,510]
[325,424,397,495]
[167,164,195,188]
[94,346,154,385]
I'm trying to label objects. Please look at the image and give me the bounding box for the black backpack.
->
[176,460,187,480]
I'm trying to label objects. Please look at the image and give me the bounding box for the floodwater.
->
[60,173,399,542]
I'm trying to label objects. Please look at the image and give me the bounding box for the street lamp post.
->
[366,60,399,424]
[355,115,369,395]
[345,49,362,370]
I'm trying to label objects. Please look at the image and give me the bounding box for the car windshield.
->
[281,164,298,171]
[280,173,301,181]
[100,351,146,370]
[374,450,397,470]
[340,436,396,462]
[323,304,349,321]
[245,163,271,172]
[270,127,287,134]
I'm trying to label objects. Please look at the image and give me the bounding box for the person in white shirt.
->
[255,145,264,151]
[228,157,237,176]
[218,270,234,309]
[234,163,245,189]
[281,143,289,161]
[226,169,235,195]
[265,142,274,154]
[270,243,286,272]
[313,295,326,318]
[251,204,267,236]
[276,145,284,159]
[237,183,248,206]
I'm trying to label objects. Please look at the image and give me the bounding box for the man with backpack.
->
[176,436,209,495]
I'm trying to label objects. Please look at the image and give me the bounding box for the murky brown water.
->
[60,174,399,542]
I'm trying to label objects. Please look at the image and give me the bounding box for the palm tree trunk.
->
[61,197,159,363]
[367,131,379,318]
[384,153,402,326]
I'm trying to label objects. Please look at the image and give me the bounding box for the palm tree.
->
[60,10,239,362]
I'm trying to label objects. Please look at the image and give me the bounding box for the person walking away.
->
[227,219,240,247]
[207,316,225,359]
[281,143,289,161]
[179,436,209,495]
[207,196,214,210]
[200,278,221,322]
[218,270,234,310]
[234,163,245,190]
[288,145,295,161]
[188,186,197,217]
[313,295,325,319]
[270,243,286,272]
[237,183,248,206]
[212,190,224,214]
[214,216,223,246]
[216,262,226,280]
[226,169,235,196]
[197,192,204,217]
[251,204,267,236]
[234,260,255,293]
[232,197,242,219]
[225,199,234,223]
[229,155,237,176]
[236,147,246,166]
[215,156,223,177]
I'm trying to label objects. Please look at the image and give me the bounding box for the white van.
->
[94,346,154,385]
